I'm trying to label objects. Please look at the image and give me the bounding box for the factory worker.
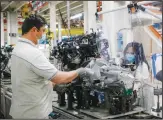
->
[121,42,154,112]
[10,14,95,119]
[121,42,150,77]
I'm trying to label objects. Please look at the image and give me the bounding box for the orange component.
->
[150,9,162,14]
[97,1,102,12]
[131,7,136,13]
[99,1,102,6]
[148,25,162,41]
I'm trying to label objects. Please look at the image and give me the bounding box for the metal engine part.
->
[55,58,137,115]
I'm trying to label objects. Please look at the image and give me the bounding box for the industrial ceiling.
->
[1,1,162,24]
[1,1,84,23]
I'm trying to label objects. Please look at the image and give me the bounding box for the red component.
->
[18,21,23,25]
[3,18,7,23]
[28,2,32,8]
[97,1,102,12]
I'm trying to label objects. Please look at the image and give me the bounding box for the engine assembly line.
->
[1,31,162,119]
[50,31,162,119]
[0,0,162,119]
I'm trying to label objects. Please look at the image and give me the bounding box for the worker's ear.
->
[31,27,38,33]
[30,27,35,33]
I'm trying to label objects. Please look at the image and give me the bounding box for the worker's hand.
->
[76,68,95,77]
[53,83,71,94]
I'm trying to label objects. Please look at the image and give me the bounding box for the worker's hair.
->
[22,14,47,35]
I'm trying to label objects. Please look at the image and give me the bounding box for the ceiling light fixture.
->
[70,13,83,19]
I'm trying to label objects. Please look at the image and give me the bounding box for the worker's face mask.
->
[41,34,46,40]
[125,53,135,63]
[35,27,46,40]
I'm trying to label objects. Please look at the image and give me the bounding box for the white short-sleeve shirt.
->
[9,38,58,119]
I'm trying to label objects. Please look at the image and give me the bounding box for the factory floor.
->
[1,78,162,119]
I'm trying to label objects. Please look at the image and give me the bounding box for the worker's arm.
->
[50,70,78,84]
[51,68,95,84]
[30,51,94,84]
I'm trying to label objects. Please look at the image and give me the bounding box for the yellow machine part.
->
[21,3,32,19]
[57,28,84,36]
[18,28,84,39]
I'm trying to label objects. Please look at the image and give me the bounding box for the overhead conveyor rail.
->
[96,1,160,15]
[95,1,162,50]
[95,1,162,21]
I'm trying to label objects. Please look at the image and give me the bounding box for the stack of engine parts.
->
[1,45,13,85]
[52,58,162,119]
[51,31,153,118]
[0,45,13,118]
[53,58,139,115]
[51,31,100,70]
[83,59,136,113]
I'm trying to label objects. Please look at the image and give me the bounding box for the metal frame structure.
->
[2,1,15,11]
[97,1,158,15]
[95,1,162,50]
[96,1,162,21]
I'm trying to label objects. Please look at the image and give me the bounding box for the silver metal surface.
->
[53,100,145,119]
[52,101,95,119]
[1,79,11,86]
[1,84,12,118]
[79,107,144,119]
[1,88,6,117]
[150,102,162,118]
[101,107,144,119]
[4,94,12,119]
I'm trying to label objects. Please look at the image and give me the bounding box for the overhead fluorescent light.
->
[56,1,78,11]
[70,13,82,19]
[56,4,83,16]
[42,14,49,17]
